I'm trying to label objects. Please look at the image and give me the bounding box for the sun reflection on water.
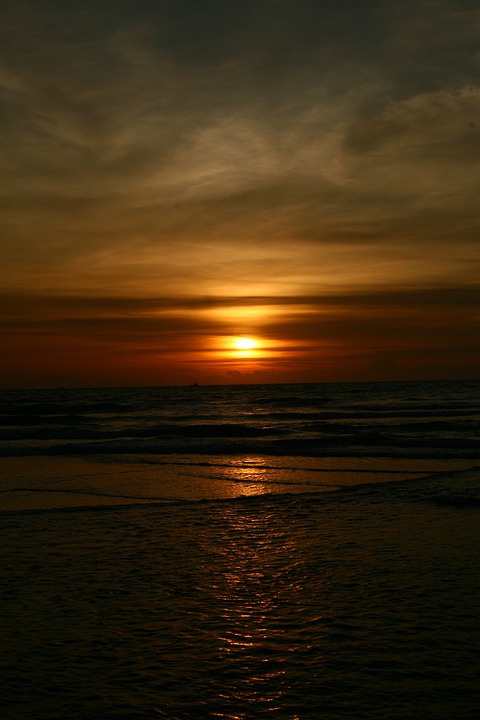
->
[208,504,312,715]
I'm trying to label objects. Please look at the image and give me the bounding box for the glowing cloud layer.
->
[0,0,479,386]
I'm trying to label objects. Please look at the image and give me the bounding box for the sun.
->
[227,336,260,358]
[233,337,257,351]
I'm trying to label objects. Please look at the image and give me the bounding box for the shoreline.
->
[0,454,477,513]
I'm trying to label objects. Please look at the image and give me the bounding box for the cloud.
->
[1,0,479,385]
[344,87,480,183]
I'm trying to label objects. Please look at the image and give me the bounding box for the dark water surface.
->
[1,380,478,461]
[1,381,479,718]
[2,484,480,719]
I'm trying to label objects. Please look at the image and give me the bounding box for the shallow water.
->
[1,453,471,512]
[2,476,480,719]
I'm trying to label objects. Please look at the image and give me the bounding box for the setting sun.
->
[234,337,257,351]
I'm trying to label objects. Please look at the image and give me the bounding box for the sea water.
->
[1,380,479,718]
[0,380,478,507]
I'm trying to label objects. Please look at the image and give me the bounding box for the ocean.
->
[1,380,479,719]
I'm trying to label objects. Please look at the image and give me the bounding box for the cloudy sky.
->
[1,0,479,387]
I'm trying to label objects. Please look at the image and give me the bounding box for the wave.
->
[1,381,478,463]
[0,401,135,416]
[1,433,477,459]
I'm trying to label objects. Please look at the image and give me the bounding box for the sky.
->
[1,0,479,387]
